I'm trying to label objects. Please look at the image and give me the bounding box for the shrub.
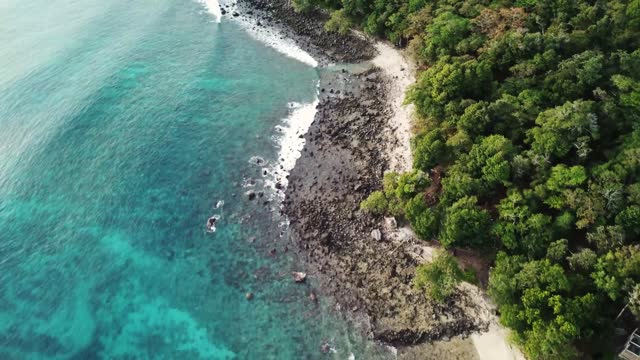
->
[324,9,351,35]
[405,195,441,239]
[360,191,388,214]
[414,250,464,302]
[440,196,491,248]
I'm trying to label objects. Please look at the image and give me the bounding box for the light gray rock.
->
[292,272,307,283]
[384,217,397,230]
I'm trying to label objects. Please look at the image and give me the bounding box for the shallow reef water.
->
[0,0,392,358]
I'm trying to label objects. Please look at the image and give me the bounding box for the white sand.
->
[372,41,414,173]
[472,323,527,360]
[459,283,527,360]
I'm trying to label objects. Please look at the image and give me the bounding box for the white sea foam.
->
[206,214,221,233]
[217,1,318,67]
[276,100,318,174]
[199,0,222,23]
[262,95,318,200]
[239,25,318,67]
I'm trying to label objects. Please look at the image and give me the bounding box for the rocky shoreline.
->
[225,0,494,354]
[225,0,375,65]
[282,67,490,346]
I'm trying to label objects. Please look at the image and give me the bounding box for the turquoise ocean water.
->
[0,0,391,358]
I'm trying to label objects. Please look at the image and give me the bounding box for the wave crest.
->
[199,0,222,23]
[218,1,318,67]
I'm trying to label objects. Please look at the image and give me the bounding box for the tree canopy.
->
[299,0,640,357]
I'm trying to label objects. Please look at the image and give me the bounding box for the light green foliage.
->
[567,249,597,272]
[613,74,640,108]
[527,100,599,161]
[406,56,492,119]
[630,284,640,320]
[546,165,588,192]
[440,168,475,204]
[386,170,430,201]
[369,171,430,218]
[586,225,626,253]
[490,254,595,360]
[441,135,514,203]
[291,0,314,12]
[414,250,464,302]
[463,135,514,188]
[324,9,352,34]
[547,239,568,262]
[629,183,640,205]
[458,101,491,138]
[592,246,640,301]
[544,165,587,208]
[360,191,388,214]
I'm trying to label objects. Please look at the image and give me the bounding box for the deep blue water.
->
[0,0,390,358]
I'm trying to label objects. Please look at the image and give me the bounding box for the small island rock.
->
[292,272,307,283]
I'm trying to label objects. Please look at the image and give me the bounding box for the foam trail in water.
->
[199,0,222,23]
[218,1,318,67]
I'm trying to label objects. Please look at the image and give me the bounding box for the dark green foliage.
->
[404,195,441,239]
[361,171,430,218]
[546,239,568,262]
[406,56,492,120]
[422,12,472,61]
[494,190,555,257]
[616,205,640,237]
[414,250,465,302]
[630,284,640,320]
[440,196,491,248]
[412,128,446,171]
[591,246,640,301]
[489,253,596,360]
[301,0,640,357]
[458,101,491,138]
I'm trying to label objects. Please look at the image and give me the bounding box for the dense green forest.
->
[295,0,640,358]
